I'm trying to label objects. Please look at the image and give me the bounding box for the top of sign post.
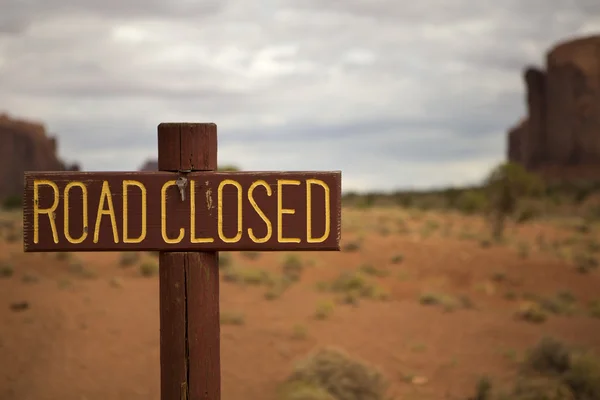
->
[22,170,341,252]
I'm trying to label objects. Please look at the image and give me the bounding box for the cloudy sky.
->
[1,0,599,192]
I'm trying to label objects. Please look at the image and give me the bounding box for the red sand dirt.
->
[1,207,600,400]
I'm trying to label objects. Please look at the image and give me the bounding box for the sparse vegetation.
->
[573,251,599,274]
[109,277,123,288]
[390,254,404,264]
[484,162,544,240]
[319,270,390,304]
[291,324,308,340]
[456,190,488,215]
[223,265,273,286]
[342,240,361,252]
[5,230,20,242]
[517,242,530,258]
[278,347,388,400]
[314,300,334,320]
[468,337,600,400]
[264,277,290,300]
[358,263,389,277]
[515,302,548,323]
[68,262,97,279]
[55,252,71,261]
[119,252,140,267]
[21,273,38,284]
[139,261,159,277]
[282,255,303,282]
[588,300,600,318]
[3,162,600,400]
[219,253,232,269]
[0,261,14,278]
[491,271,506,282]
[220,311,245,325]
[419,292,472,312]
[242,251,260,260]
[2,195,22,210]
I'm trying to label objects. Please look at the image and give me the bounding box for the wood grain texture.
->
[186,252,220,400]
[159,252,188,400]
[157,123,182,172]
[158,123,217,171]
[22,171,341,252]
[158,123,220,400]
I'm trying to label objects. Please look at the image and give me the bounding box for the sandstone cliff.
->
[508,35,600,179]
[0,113,79,201]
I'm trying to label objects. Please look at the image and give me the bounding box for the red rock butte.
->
[0,113,79,200]
[508,34,600,181]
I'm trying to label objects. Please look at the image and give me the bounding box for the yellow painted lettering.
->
[306,179,331,243]
[123,180,147,243]
[277,179,301,243]
[217,179,242,243]
[247,180,272,243]
[190,180,214,243]
[64,181,88,244]
[33,180,59,244]
[161,180,184,244]
[93,181,119,243]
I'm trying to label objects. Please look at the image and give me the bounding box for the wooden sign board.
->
[23,171,341,252]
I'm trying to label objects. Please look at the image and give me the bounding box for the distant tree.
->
[2,195,22,210]
[484,162,544,240]
[455,190,488,215]
[218,164,240,172]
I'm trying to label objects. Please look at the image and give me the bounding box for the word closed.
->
[23,171,341,252]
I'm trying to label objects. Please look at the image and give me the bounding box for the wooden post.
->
[158,123,220,400]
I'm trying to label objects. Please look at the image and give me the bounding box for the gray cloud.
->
[0,0,599,191]
[1,0,225,27]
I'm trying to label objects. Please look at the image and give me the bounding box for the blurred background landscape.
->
[1,1,600,399]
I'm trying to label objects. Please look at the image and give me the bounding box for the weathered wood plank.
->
[22,171,341,252]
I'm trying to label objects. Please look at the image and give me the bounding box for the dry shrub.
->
[470,337,600,400]
[320,271,390,304]
[119,252,139,267]
[222,265,274,286]
[139,261,159,277]
[510,377,575,400]
[484,162,544,240]
[456,190,488,215]
[562,352,600,400]
[524,337,571,376]
[282,255,304,282]
[0,261,14,278]
[515,302,548,323]
[278,347,388,400]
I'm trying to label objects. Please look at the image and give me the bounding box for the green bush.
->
[219,253,232,269]
[484,162,544,240]
[282,255,304,282]
[515,203,542,224]
[455,190,488,215]
[218,165,240,172]
[119,252,140,267]
[278,347,388,400]
[0,261,14,278]
[563,353,600,399]
[223,266,272,285]
[2,195,22,210]
[139,261,159,277]
[469,337,600,400]
[524,337,571,375]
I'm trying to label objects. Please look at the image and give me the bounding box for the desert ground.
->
[1,204,600,400]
